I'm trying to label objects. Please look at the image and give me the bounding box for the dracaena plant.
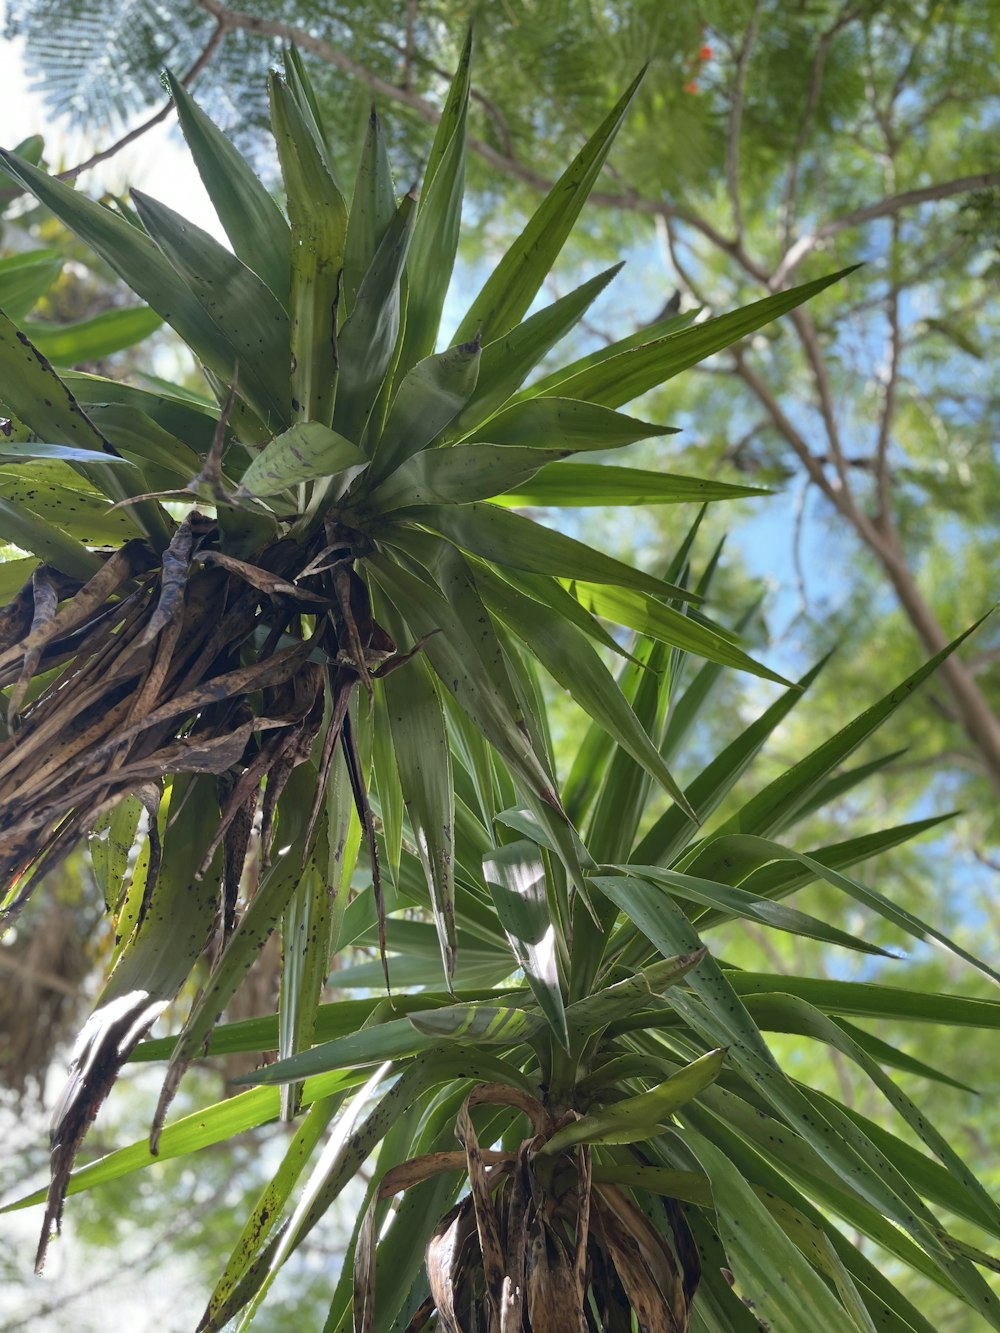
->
[5,525,998,1332]
[1,34,996,1333]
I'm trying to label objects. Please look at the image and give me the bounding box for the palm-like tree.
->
[1,37,997,1332]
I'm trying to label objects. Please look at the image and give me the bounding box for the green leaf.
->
[31,777,225,1262]
[166,70,291,307]
[404,503,698,602]
[0,556,37,604]
[214,1049,530,1331]
[564,951,706,1036]
[814,1090,1000,1238]
[726,973,1000,1029]
[0,151,270,440]
[0,443,135,465]
[483,839,569,1049]
[22,305,162,365]
[379,639,457,986]
[495,462,769,508]
[1,1067,360,1213]
[343,108,397,314]
[66,372,221,453]
[235,1013,442,1085]
[269,72,348,428]
[408,1003,542,1045]
[371,678,403,884]
[740,992,1000,1241]
[589,874,1000,1318]
[334,191,416,444]
[86,402,205,484]
[278,856,338,1119]
[454,70,644,344]
[683,1126,867,1332]
[619,863,894,956]
[522,307,696,400]
[0,308,166,543]
[543,1048,726,1153]
[153,767,324,1117]
[367,552,559,809]
[237,421,368,498]
[0,496,102,579]
[366,441,554,511]
[131,190,291,431]
[445,264,624,438]
[714,618,988,838]
[206,1091,344,1326]
[693,833,1000,986]
[548,267,860,408]
[461,396,677,449]
[703,815,955,929]
[572,581,789,684]
[478,568,693,816]
[89,795,142,912]
[0,249,62,321]
[394,28,471,373]
[0,462,146,543]
[635,657,827,866]
[367,338,481,483]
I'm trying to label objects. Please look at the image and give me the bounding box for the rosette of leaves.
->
[5,529,997,1331]
[1,36,870,1281]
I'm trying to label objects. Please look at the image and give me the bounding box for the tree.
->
[1,32,999,1333]
[11,0,995,807]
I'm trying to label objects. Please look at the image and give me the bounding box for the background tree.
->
[1,4,998,1329]
[10,0,996,815]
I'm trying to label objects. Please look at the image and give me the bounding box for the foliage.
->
[0,27,998,1333]
[13,0,997,813]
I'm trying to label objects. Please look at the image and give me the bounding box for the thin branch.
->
[791,476,812,618]
[773,172,1000,286]
[56,19,226,182]
[401,0,418,92]
[780,5,865,252]
[725,0,763,239]
[656,213,712,309]
[874,217,902,530]
[730,348,838,506]
[787,306,857,508]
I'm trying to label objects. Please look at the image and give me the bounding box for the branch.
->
[773,173,1000,286]
[779,5,866,252]
[56,19,226,182]
[655,213,713,309]
[725,0,763,239]
[401,0,418,92]
[786,306,857,507]
[730,348,838,506]
[874,214,902,530]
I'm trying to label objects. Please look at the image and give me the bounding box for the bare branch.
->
[874,219,902,529]
[725,0,763,239]
[57,19,226,182]
[786,306,858,508]
[780,5,866,252]
[791,476,812,619]
[730,349,839,506]
[655,214,713,309]
[773,173,1000,286]
[401,0,418,92]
